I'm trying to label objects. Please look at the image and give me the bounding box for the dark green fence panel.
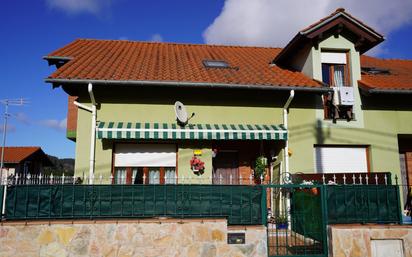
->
[291,189,323,242]
[5,184,263,225]
[327,185,401,224]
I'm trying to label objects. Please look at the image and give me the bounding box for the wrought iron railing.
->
[292,172,392,185]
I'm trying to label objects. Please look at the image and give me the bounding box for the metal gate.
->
[263,184,328,257]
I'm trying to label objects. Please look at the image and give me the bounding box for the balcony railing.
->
[292,172,392,185]
[1,172,394,186]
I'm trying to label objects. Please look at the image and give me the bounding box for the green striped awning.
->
[97,122,287,140]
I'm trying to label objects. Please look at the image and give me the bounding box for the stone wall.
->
[0,219,267,257]
[329,224,412,257]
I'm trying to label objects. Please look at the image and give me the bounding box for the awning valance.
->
[97,122,287,140]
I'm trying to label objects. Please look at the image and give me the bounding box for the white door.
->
[314,146,368,173]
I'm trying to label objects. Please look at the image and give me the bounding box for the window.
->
[203,60,229,68]
[115,168,127,184]
[113,144,177,184]
[322,63,347,87]
[321,52,353,122]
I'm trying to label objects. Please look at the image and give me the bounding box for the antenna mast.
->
[0,98,29,181]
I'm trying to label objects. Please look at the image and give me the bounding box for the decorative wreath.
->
[190,156,205,174]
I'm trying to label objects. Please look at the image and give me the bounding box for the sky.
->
[1,0,412,159]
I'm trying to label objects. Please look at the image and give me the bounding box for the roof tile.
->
[360,55,412,90]
[45,39,412,92]
[2,147,41,163]
[46,39,322,88]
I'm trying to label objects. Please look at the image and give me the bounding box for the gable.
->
[274,8,384,66]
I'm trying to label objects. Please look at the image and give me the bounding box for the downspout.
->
[73,83,97,184]
[283,90,295,181]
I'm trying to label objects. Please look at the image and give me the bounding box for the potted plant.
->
[276,214,288,229]
[254,156,267,184]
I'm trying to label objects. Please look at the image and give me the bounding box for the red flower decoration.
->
[190,156,205,173]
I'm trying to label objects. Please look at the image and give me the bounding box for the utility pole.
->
[0,98,28,182]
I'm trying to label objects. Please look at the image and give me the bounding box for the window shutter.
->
[315,146,368,173]
[321,52,347,64]
[114,144,176,167]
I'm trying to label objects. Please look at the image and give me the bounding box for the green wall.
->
[72,34,412,184]
[74,99,285,179]
[178,142,213,184]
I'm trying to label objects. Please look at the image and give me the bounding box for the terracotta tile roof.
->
[45,39,412,92]
[2,147,41,163]
[360,56,412,91]
[45,39,323,89]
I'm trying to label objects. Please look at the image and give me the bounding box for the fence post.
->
[1,184,5,219]
[395,176,403,224]
[261,185,267,225]
[320,185,329,256]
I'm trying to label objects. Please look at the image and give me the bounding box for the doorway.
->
[212,151,239,184]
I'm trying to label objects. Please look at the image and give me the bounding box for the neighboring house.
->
[43,8,412,187]
[0,146,52,176]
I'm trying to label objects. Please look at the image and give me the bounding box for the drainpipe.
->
[73,83,97,184]
[283,90,295,181]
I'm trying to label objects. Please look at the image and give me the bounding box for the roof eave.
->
[43,56,73,61]
[45,78,332,93]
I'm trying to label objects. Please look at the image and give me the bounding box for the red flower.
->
[190,156,205,172]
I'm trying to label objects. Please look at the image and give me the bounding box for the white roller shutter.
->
[115,144,176,167]
[314,146,368,173]
[321,52,347,64]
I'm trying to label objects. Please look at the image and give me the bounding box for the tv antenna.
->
[174,101,195,126]
[0,98,29,181]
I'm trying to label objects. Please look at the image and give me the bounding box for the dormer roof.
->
[274,8,384,65]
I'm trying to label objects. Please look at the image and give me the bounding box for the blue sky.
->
[1,0,412,158]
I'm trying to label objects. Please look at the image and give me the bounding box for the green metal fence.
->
[4,184,262,225]
[265,185,328,257]
[3,184,403,225]
[326,185,402,224]
[1,183,404,257]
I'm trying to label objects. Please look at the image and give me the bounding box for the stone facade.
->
[329,224,412,257]
[0,219,267,257]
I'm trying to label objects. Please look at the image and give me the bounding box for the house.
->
[43,8,412,188]
[0,146,52,177]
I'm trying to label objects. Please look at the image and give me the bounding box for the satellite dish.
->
[174,101,195,126]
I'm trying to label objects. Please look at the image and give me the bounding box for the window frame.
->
[114,166,177,185]
[321,52,353,121]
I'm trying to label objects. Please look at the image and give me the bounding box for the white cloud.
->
[149,33,164,42]
[39,118,67,132]
[204,0,412,49]
[13,112,31,125]
[45,0,112,15]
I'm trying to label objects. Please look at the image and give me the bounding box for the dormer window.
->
[321,52,350,87]
[321,52,354,122]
